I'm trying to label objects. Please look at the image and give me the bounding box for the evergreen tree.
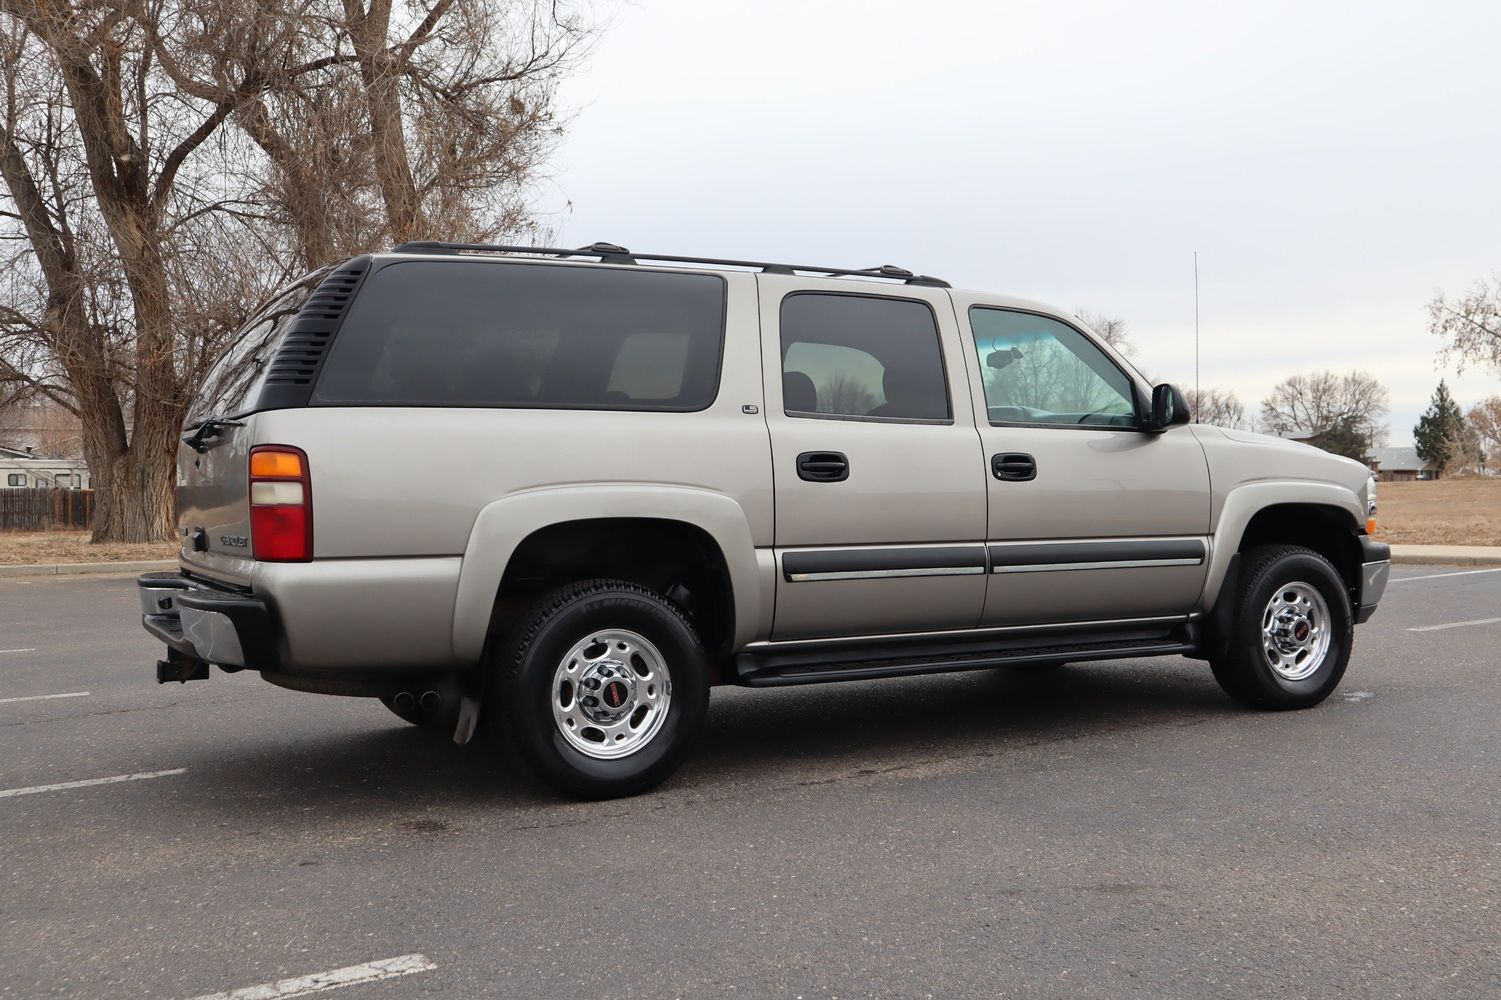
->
[1413,380,1466,475]
[1307,414,1371,461]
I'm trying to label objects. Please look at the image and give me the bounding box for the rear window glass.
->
[311,261,726,410]
[188,267,331,423]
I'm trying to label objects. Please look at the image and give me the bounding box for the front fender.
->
[1199,480,1364,612]
[451,484,769,663]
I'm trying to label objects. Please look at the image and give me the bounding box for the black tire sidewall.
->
[506,587,708,798]
[1232,549,1352,707]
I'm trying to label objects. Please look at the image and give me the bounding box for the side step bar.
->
[733,624,1199,687]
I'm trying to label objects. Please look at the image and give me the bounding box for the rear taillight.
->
[249,446,312,562]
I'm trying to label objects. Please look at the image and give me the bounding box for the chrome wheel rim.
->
[551,629,672,760]
[1261,582,1332,682]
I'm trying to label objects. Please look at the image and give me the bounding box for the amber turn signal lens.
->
[250,450,303,478]
[1366,518,1377,535]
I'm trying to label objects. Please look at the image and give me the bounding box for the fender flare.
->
[1199,480,1364,613]
[451,484,767,664]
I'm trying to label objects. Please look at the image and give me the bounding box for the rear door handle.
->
[991,452,1036,482]
[797,451,849,483]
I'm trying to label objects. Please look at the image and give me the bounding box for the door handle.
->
[797,451,849,483]
[991,452,1036,482]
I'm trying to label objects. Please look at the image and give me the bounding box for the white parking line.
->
[0,768,186,799]
[187,954,438,1000]
[0,648,37,654]
[1390,567,1501,583]
[0,691,89,705]
[1408,617,1501,633]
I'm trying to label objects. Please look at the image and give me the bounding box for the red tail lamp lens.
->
[249,446,311,562]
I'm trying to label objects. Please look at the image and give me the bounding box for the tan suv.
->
[139,242,1390,798]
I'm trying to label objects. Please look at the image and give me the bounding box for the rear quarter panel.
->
[246,269,771,669]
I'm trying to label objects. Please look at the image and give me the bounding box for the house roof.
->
[1368,446,1430,471]
[0,444,68,461]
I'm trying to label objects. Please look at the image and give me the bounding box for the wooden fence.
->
[0,488,95,530]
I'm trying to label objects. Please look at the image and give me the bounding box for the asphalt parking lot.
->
[1,567,1498,999]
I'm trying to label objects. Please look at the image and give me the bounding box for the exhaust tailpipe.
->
[393,691,415,713]
[420,690,441,713]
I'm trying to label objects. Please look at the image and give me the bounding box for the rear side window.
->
[188,267,332,423]
[312,262,726,410]
[780,293,950,421]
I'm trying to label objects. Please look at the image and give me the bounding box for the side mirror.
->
[1147,383,1191,431]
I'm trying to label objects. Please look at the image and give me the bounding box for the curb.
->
[1388,545,1501,567]
[0,559,176,579]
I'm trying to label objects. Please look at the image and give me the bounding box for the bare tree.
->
[154,0,592,270]
[1075,310,1133,356]
[0,6,289,541]
[1429,274,1501,376]
[0,397,80,456]
[1468,397,1501,466]
[1259,370,1389,449]
[1442,420,1487,477]
[818,373,879,416]
[1,1,598,541]
[1184,387,1247,429]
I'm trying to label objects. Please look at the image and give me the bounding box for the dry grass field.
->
[0,530,177,565]
[1376,478,1501,547]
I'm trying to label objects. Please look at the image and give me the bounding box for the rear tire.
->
[1209,544,1352,710]
[496,579,709,799]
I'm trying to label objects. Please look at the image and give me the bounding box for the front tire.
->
[497,579,710,799]
[1210,545,1353,710]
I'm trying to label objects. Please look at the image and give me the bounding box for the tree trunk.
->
[37,32,185,542]
[88,442,177,543]
[344,0,424,241]
[242,99,336,269]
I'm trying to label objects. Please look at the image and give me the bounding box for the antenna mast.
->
[1193,250,1200,421]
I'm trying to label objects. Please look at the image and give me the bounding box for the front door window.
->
[969,308,1136,427]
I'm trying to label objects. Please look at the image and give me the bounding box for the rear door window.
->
[779,293,950,421]
[312,261,726,410]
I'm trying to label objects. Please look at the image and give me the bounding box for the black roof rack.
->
[388,241,951,288]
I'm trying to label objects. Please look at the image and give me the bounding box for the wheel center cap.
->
[577,660,636,723]
[1270,608,1312,653]
[602,680,630,709]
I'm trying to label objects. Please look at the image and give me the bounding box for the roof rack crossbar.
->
[387,241,951,288]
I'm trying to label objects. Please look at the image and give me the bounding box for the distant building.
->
[0,445,91,488]
[0,399,83,454]
[0,401,91,488]
[1368,446,1435,482]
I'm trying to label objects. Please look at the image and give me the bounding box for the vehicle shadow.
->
[172,657,1237,818]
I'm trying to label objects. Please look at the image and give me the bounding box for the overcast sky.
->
[537,0,1500,445]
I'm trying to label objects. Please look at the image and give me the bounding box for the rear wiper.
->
[182,417,244,453]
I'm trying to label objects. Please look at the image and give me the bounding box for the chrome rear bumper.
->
[138,572,278,669]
